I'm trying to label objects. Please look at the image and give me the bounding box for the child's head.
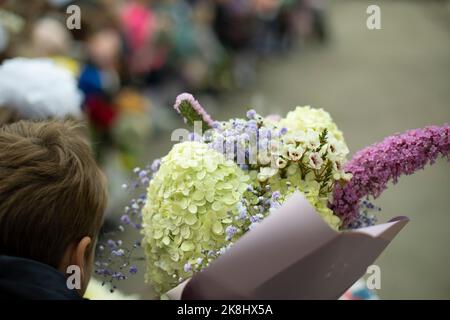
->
[0,120,107,295]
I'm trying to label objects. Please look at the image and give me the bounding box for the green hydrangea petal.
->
[141,141,249,294]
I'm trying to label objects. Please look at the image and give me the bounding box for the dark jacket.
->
[0,255,82,300]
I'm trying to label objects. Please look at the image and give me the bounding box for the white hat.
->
[0,58,83,119]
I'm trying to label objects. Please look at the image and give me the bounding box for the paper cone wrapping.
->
[167,192,408,300]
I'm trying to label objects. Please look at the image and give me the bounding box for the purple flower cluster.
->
[225,225,238,241]
[206,112,287,166]
[94,239,139,289]
[331,125,450,227]
[93,161,163,292]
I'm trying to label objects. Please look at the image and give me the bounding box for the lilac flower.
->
[150,159,161,173]
[133,223,142,230]
[258,138,269,150]
[107,239,117,249]
[112,272,126,280]
[223,129,234,137]
[271,191,281,201]
[240,164,249,171]
[173,93,214,128]
[346,201,379,229]
[331,125,450,227]
[246,109,257,119]
[269,201,281,213]
[225,225,238,241]
[129,266,138,274]
[183,263,192,273]
[237,203,248,220]
[247,120,258,131]
[258,127,271,140]
[234,122,246,132]
[188,132,202,141]
[249,223,259,231]
[140,178,149,187]
[210,139,224,153]
[138,170,148,179]
[121,215,131,225]
[111,249,125,257]
[95,268,111,276]
[250,214,264,224]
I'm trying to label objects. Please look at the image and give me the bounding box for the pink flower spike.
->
[173,93,214,128]
[330,125,450,227]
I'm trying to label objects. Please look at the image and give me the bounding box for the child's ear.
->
[73,236,92,274]
[60,237,91,272]
[59,236,93,295]
[69,236,92,294]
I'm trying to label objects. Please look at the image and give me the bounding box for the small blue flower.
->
[225,225,237,241]
[246,109,257,119]
[139,170,147,178]
[121,215,131,225]
[212,121,221,129]
[271,191,281,201]
[107,239,117,249]
[249,222,259,231]
[129,266,138,274]
[184,263,192,273]
[112,272,126,280]
[150,159,161,172]
[240,164,249,171]
[112,249,125,257]
[247,120,258,131]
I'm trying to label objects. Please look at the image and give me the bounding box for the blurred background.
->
[0,0,449,299]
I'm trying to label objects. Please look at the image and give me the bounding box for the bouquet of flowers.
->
[95,93,449,299]
[142,93,354,294]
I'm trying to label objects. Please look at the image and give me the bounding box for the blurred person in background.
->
[0,57,83,126]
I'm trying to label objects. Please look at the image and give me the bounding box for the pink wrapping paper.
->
[167,192,408,300]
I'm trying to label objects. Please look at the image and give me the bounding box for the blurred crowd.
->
[0,0,328,168]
